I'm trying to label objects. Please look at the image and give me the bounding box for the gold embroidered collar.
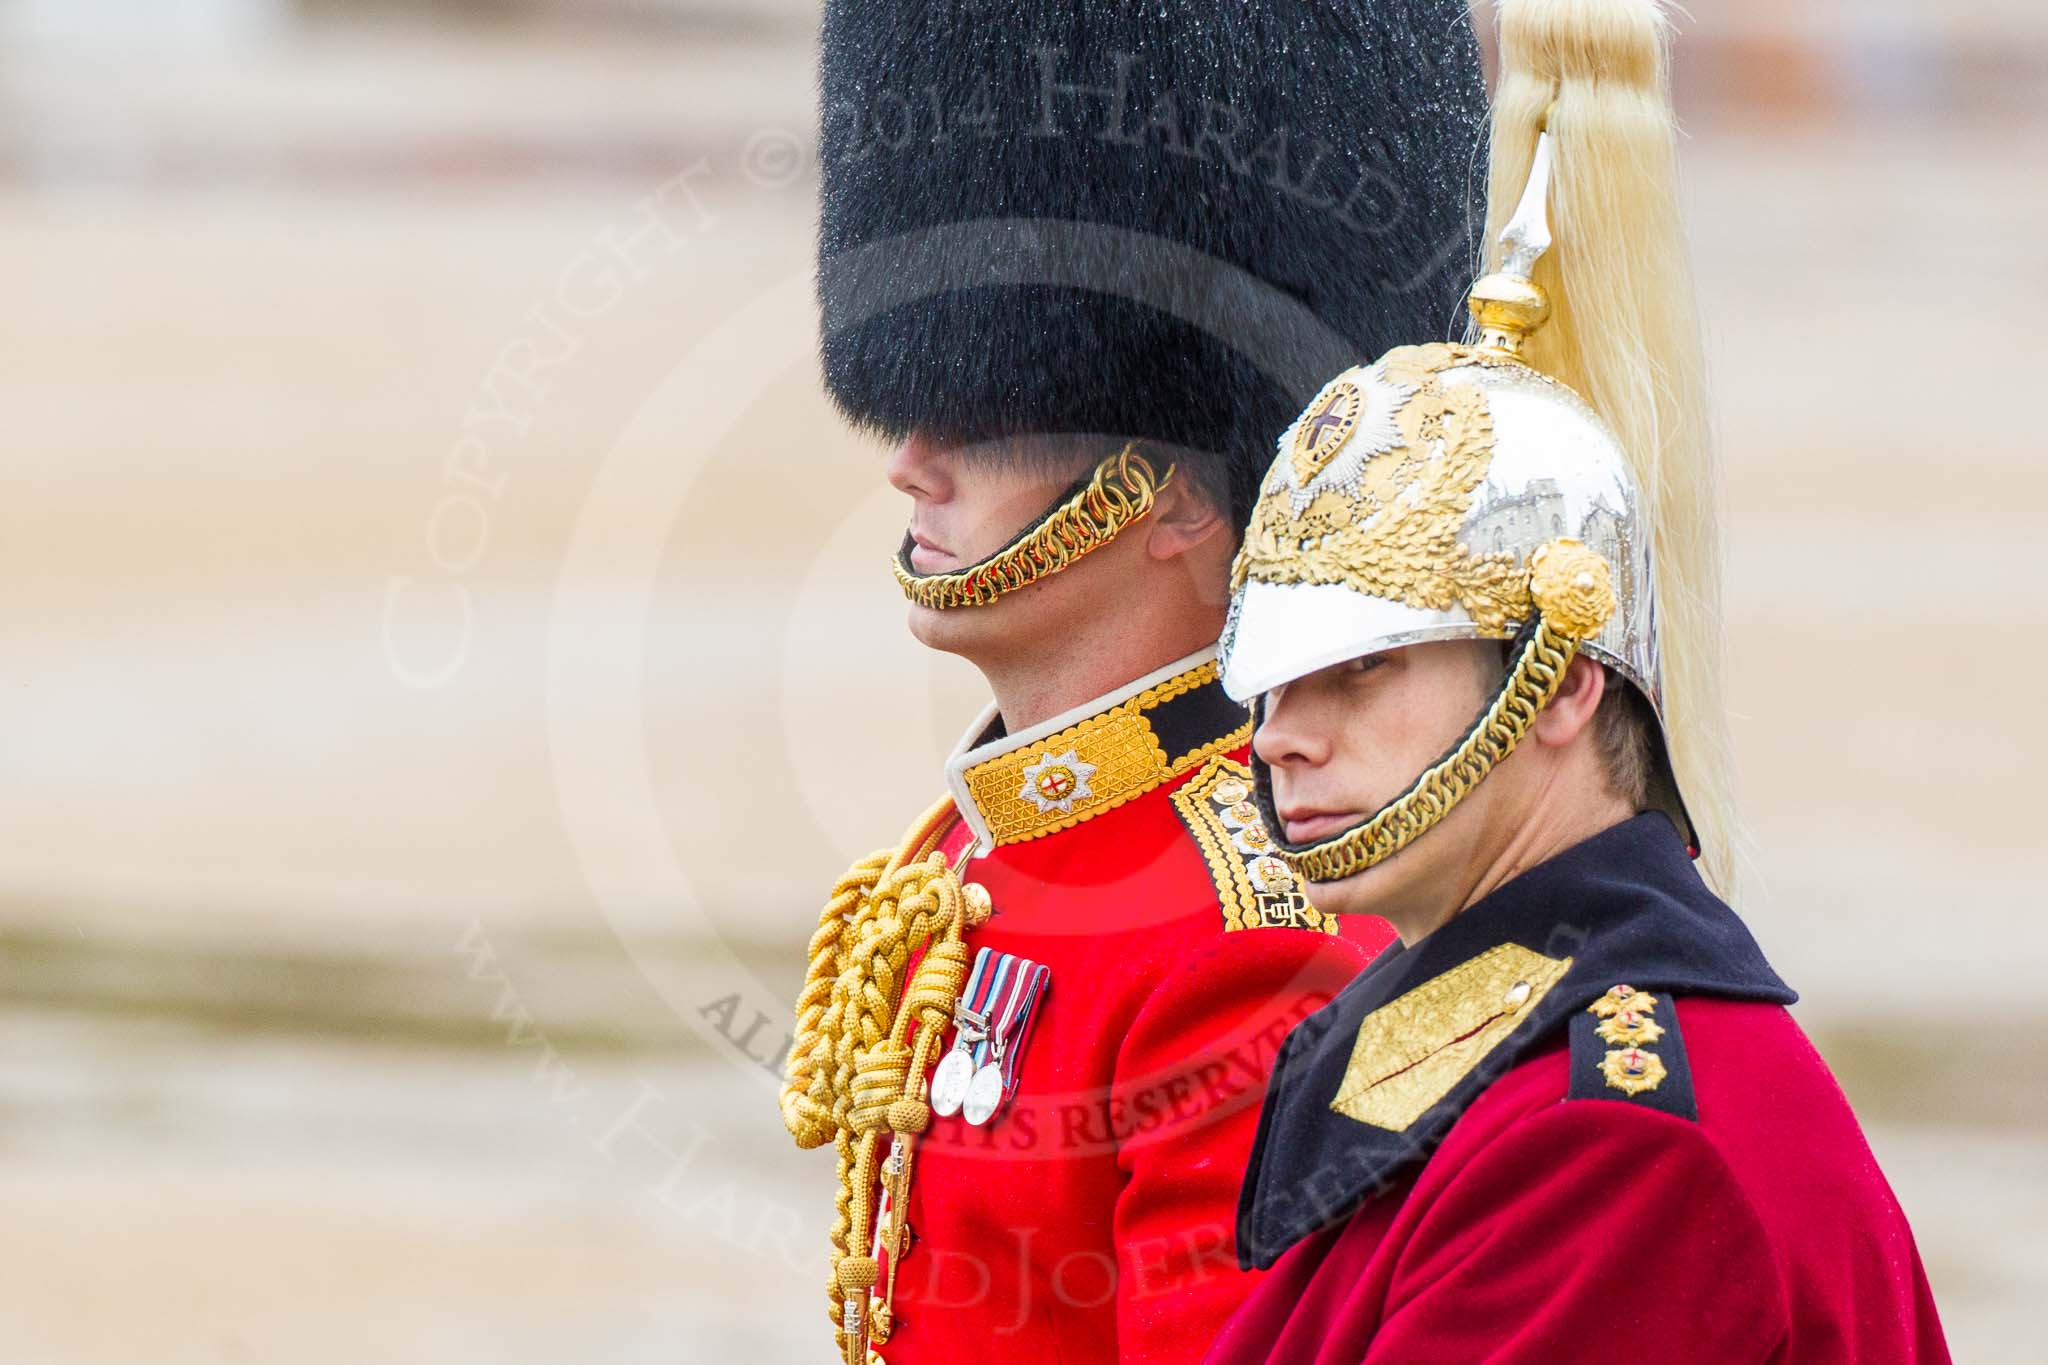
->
[945,648,1252,850]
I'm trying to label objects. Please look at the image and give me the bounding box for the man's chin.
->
[1295,841,1425,923]
[905,601,978,656]
[1299,867,1376,918]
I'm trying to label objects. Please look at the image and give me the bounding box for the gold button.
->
[1503,980,1532,1009]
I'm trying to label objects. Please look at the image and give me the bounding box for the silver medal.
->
[929,1048,974,1118]
[961,1062,1005,1127]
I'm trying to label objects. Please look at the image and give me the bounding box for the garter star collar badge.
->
[1019,749,1096,814]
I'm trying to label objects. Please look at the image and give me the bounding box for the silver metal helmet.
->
[1217,133,1693,884]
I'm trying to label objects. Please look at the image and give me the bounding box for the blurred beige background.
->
[2,0,2043,1360]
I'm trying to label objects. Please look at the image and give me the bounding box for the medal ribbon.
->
[978,952,1050,1094]
[957,948,989,1023]
[998,961,1050,1092]
[970,956,1018,1068]
[963,948,1008,1044]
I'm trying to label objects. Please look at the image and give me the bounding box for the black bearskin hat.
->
[816,1,1488,531]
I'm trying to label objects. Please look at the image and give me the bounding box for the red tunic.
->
[867,651,1392,1364]
[1208,815,1950,1364]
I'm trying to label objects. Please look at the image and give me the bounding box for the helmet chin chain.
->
[1253,538,1617,885]
[891,446,1173,610]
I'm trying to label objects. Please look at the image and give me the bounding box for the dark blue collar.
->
[1236,813,1795,1269]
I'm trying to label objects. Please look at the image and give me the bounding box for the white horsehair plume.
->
[1484,0,1739,896]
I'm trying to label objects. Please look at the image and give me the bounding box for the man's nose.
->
[885,432,952,501]
[1253,684,1333,771]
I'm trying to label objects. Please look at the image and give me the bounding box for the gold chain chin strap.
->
[1284,538,1616,884]
[780,796,989,1364]
[891,446,1174,610]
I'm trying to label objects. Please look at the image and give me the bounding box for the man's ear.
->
[1531,654,1606,749]
[1144,479,1227,562]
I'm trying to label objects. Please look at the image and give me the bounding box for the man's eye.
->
[1341,655,1387,676]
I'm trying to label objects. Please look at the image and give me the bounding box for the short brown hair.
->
[1485,644,1655,808]
[1591,669,1657,809]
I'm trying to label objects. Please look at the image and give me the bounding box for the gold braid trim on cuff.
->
[779,796,988,1365]
[892,446,1174,610]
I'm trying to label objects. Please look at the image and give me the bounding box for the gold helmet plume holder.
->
[1469,127,1555,356]
[1249,538,1617,885]
[891,445,1175,610]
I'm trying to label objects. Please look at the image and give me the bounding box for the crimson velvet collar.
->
[1235,813,1795,1269]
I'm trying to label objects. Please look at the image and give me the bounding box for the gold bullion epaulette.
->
[1170,757,1337,935]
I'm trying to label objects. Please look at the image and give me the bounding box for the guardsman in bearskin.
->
[778,2,1487,1361]
[1201,1,1952,1360]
